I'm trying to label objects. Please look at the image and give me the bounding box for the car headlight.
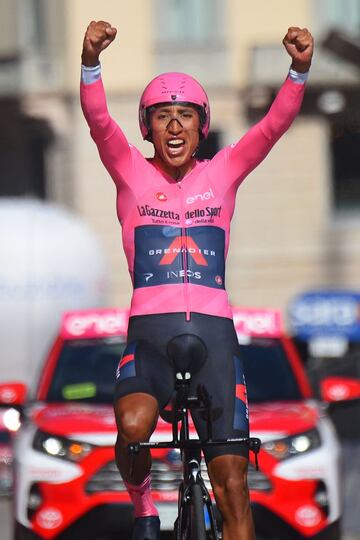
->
[33,430,93,462]
[3,408,21,432]
[263,429,321,461]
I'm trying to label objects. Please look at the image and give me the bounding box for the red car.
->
[2,307,357,539]
[0,408,17,496]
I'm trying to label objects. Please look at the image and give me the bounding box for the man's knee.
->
[215,473,249,500]
[115,393,158,444]
[208,456,251,516]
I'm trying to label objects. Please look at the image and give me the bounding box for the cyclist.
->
[81,21,313,540]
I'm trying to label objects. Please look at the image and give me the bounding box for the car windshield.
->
[241,338,302,403]
[45,336,302,405]
[46,338,126,404]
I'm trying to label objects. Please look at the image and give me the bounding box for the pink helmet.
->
[139,72,210,140]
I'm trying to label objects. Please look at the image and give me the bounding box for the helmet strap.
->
[191,145,200,158]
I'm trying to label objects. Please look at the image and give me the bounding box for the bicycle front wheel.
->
[190,483,207,540]
[177,482,207,540]
[174,484,206,540]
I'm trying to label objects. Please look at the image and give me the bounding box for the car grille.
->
[85,453,271,494]
[248,466,272,492]
[151,457,212,492]
[86,460,126,493]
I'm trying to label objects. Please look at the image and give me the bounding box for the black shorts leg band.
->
[203,439,249,464]
[114,339,174,408]
[114,377,158,405]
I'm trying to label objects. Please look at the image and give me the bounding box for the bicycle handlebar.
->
[127,381,262,472]
[128,436,261,469]
[128,436,260,454]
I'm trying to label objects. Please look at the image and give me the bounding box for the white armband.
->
[288,68,309,84]
[81,64,101,84]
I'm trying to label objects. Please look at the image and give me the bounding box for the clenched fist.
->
[82,20,117,67]
[283,27,314,73]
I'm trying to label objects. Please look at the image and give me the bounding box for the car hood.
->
[249,401,319,439]
[31,403,117,438]
[30,400,319,444]
[30,403,173,444]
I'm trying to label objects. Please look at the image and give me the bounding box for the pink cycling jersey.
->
[80,75,305,320]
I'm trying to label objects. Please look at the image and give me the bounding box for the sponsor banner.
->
[308,336,348,358]
[232,307,283,338]
[288,290,360,340]
[134,225,225,289]
[137,204,180,221]
[136,194,221,226]
[61,309,129,339]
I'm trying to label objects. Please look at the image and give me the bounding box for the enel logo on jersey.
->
[134,225,225,289]
[186,187,215,205]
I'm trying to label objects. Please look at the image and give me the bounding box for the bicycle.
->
[128,333,261,540]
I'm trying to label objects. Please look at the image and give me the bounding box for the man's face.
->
[149,104,200,171]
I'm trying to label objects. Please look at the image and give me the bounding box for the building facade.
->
[1,0,360,315]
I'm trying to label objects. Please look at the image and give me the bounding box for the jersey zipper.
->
[178,183,191,321]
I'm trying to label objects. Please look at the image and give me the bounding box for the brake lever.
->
[248,438,261,470]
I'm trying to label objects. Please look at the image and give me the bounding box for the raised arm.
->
[80,21,132,184]
[226,27,314,186]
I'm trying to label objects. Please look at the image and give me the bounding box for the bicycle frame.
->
[128,375,261,539]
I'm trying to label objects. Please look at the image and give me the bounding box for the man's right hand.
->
[82,20,117,67]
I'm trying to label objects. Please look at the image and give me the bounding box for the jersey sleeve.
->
[80,77,133,188]
[223,76,306,189]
